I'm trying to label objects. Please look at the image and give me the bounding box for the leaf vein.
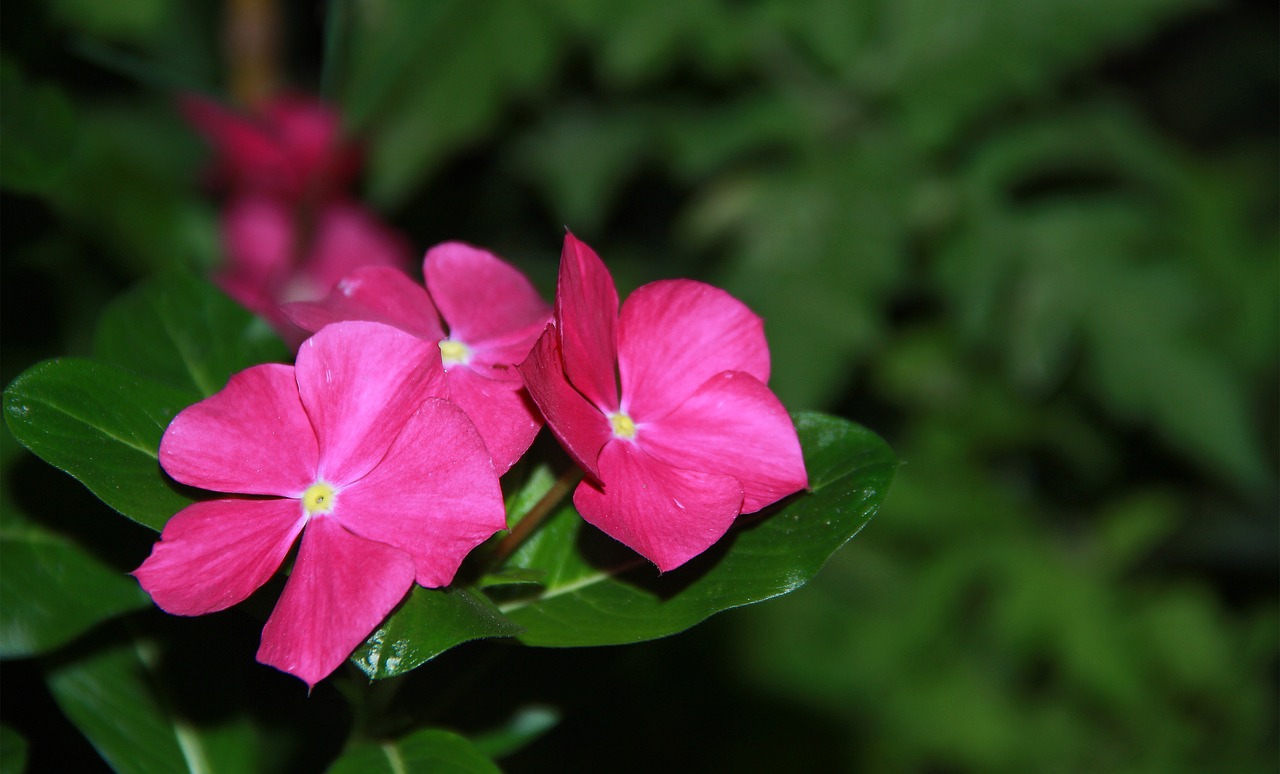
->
[382,742,408,774]
[31,396,160,459]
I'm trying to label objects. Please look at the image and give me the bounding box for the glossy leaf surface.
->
[4,359,197,531]
[350,587,523,680]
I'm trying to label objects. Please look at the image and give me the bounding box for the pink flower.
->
[181,92,411,345]
[179,93,361,202]
[283,242,551,474]
[133,321,506,687]
[216,195,411,345]
[518,233,809,572]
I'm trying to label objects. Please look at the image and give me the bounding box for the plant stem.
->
[339,664,406,741]
[490,466,584,568]
[226,0,280,106]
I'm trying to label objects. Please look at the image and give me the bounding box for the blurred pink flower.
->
[133,321,506,687]
[216,195,410,345]
[283,242,551,473]
[181,93,411,345]
[518,233,808,571]
[179,93,361,202]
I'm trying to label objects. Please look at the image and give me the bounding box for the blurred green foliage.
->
[2,0,1275,772]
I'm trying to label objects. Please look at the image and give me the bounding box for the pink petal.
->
[517,325,611,480]
[133,497,307,615]
[444,368,542,474]
[573,441,743,572]
[261,95,361,194]
[256,515,416,688]
[180,93,360,200]
[291,203,412,303]
[283,266,445,341]
[294,321,447,486]
[160,363,318,496]
[638,371,808,513]
[179,94,288,192]
[216,195,293,296]
[555,233,619,412]
[336,398,506,587]
[424,242,551,346]
[468,334,550,383]
[214,195,304,340]
[618,279,770,421]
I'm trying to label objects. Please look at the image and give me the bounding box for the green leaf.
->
[350,587,523,681]
[476,568,546,589]
[0,724,27,774]
[50,0,169,42]
[513,106,652,231]
[93,270,287,397]
[469,705,559,759]
[344,0,560,207]
[939,110,1272,493]
[45,104,216,276]
[0,58,76,194]
[0,500,149,659]
[854,0,1204,148]
[327,729,500,774]
[492,412,896,646]
[692,138,916,409]
[3,359,198,531]
[48,633,260,774]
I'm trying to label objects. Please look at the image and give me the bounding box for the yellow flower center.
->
[302,482,337,516]
[439,339,472,367]
[609,412,637,440]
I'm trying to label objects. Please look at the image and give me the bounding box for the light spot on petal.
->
[302,481,337,515]
[609,411,637,440]
[439,338,473,367]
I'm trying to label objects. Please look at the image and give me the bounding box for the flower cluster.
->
[180,94,409,344]
[135,233,807,687]
[282,242,551,473]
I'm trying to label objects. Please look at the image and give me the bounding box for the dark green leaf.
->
[45,104,216,276]
[513,106,652,231]
[48,633,261,774]
[327,729,500,774]
[0,724,27,774]
[50,0,169,42]
[854,0,1202,149]
[93,271,287,397]
[344,1,560,207]
[3,359,198,531]
[693,138,916,409]
[469,705,559,759]
[492,412,896,646]
[70,39,206,93]
[0,499,148,658]
[0,59,76,194]
[476,568,546,589]
[350,588,522,680]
